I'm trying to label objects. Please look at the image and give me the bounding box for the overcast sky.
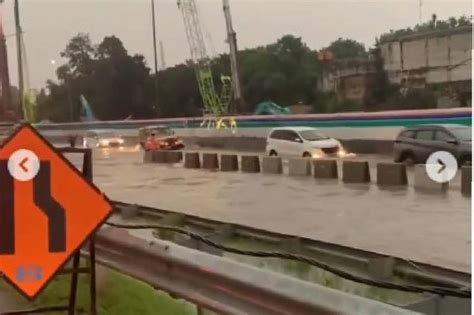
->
[0,0,471,88]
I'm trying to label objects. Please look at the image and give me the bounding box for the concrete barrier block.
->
[241,155,261,173]
[376,163,408,186]
[288,158,311,176]
[313,159,338,179]
[202,153,219,170]
[152,150,167,163]
[143,151,153,163]
[461,166,471,196]
[342,161,370,183]
[184,152,201,169]
[166,151,183,163]
[262,157,283,174]
[414,164,448,191]
[220,154,239,172]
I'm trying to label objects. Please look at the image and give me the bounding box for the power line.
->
[105,222,471,299]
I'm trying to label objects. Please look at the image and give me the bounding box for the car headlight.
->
[312,148,324,159]
[118,138,125,144]
[99,139,109,146]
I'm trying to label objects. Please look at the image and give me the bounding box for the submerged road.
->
[65,146,470,273]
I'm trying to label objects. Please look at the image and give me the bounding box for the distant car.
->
[265,127,345,158]
[83,130,125,148]
[138,125,184,150]
[393,124,472,166]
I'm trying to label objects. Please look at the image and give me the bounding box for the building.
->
[319,58,376,104]
[379,26,472,106]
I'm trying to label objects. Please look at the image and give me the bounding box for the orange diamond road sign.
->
[0,125,112,299]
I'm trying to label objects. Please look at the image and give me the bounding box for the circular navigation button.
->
[425,151,458,183]
[8,149,40,182]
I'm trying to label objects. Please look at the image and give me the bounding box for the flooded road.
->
[68,146,470,273]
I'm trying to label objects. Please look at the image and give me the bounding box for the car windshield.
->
[449,127,472,141]
[299,130,330,141]
[153,128,172,136]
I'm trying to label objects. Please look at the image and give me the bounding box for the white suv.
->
[265,127,345,158]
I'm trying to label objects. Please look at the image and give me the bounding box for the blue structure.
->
[80,95,98,122]
[254,101,291,115]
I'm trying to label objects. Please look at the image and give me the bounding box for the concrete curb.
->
[241,155,260,173]
[184,152,201,169]
[288,158,311,176]
[202,153,219,170]
[262,156,283,174]
[376,163,408,186]
[343,161,370,183]
[414,164,448,191]
[461,166,471,197]
[221,154,239,172]
[313,160,338,179]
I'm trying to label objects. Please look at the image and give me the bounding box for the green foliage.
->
[380,15,472,42]
[1,265,196,315]
[325,38,368,59]
[239,35,320,111]
[39,34,154,122]
[39,34,321,120]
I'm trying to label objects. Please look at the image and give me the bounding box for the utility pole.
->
[151,0,160,115]
[151,0,158,75]
[14,0,24,121]
[0,2,12,121]
[418,0,422,23]
[159,40,166,70]
[222,0,244,114]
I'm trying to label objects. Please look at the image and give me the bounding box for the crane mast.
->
[223,0,243,113]
[177,0,230,118]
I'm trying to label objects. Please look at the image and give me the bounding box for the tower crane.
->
[177,0,231,125]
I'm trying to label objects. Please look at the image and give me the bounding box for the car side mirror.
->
[447,139,458,145]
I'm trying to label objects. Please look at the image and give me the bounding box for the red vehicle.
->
[139,125,184,151]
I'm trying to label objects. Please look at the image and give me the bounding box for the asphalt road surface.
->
[65,146,470,273]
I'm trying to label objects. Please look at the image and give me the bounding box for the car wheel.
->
[302,152,311,158]
[459,155,472,167]
[269,150,278,157]
[401,152,416,166]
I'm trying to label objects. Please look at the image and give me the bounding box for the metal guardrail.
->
[112,201,471,291]
[90,227,418,315]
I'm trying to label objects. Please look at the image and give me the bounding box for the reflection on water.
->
[96,145,141,159]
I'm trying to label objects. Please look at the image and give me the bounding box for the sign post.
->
[0,124,112,313]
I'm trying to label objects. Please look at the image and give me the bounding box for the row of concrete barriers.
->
[144,150,471,196]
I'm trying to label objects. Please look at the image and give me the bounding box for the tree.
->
[325,38,368,59]
[59,33,94,79]
[39,34,153,122]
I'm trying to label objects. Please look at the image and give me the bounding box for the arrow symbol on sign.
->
[437,159,446,174]
[19,157,29,172]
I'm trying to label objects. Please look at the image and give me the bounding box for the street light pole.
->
[151,0,159,114]
[151,0,158,75]
[14,0,24,121]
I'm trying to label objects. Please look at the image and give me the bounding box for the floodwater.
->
[67,146,470,273]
